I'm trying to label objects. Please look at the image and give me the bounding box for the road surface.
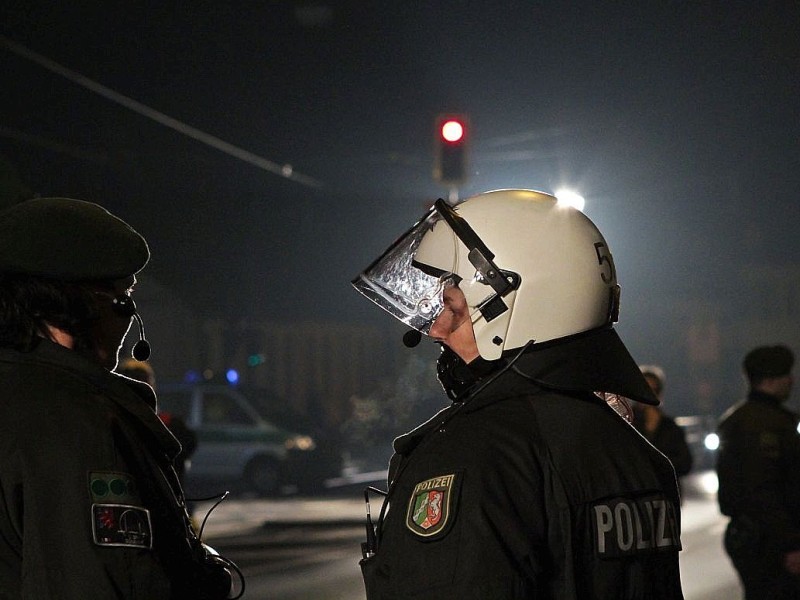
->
[202,472,742,599]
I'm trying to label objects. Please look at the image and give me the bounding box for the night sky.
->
[2,2,799,410]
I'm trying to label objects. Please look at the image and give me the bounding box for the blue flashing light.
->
[226,369,239,385]
[184,370,202,384]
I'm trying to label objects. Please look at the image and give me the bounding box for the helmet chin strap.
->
[470,286,519,361]
[433,199,520,322]
[432,198,521,360]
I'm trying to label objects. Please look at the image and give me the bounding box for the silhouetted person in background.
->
[634,365,693,489]
[717,344,799,599]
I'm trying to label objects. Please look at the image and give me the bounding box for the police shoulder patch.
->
[591,493,681,558]
[405,472,460,539]
[92,504,153,549]
[88,472,152,549]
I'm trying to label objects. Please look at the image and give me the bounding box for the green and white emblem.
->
[406,473,457,538]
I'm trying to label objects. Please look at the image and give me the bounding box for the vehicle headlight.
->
[704,433,720,451]
[285,435,316,451]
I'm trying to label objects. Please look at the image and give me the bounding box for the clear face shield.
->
[352,199,518,338]
[351,204,459,335]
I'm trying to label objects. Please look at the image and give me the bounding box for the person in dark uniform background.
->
[634,365,693,489]
[716,344,799,599]
[352,189,684,599]
[0,198,235,599]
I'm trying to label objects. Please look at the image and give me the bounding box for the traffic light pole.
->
[434,114,468,194]
[449,186,459,204]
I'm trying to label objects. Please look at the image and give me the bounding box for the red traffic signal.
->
[434,114,469,185]
[440,119,465,143]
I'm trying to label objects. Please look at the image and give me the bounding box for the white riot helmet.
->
[352,189,621,361]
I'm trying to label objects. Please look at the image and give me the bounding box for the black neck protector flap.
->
[511,326,659,406]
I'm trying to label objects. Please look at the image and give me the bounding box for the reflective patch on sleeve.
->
[591,494,681,558]
[92,504,153,549]
[88,472,141,505]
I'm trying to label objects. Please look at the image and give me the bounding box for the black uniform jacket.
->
[0,340,203,599]
[361,368,684,599]
[717,391,800,554]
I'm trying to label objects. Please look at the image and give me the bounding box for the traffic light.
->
[434,114,469,185]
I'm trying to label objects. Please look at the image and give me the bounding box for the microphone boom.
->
[403,329,422,348]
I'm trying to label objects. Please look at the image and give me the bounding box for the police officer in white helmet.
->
[352,189,684,599]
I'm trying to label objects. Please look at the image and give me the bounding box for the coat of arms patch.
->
[406,473,457,538]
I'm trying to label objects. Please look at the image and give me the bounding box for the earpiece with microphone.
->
[111,295,151,361]
[403,329,422,348]
[131,313,151,361]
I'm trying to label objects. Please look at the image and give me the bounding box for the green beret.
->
[743,345,794,379]
[0,197,149,281]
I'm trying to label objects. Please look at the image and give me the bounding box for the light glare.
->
[704,433,720,451]
[699,471,719,495]
[554,189,585,211]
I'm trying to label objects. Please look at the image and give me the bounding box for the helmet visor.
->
[352,206,458,335]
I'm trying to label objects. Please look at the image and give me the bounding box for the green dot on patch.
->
[109,478,127,496]
[91,479,109,497]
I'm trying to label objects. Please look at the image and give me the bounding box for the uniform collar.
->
[0,339,180,459]
[747,389,784,405]
[392,366,544,455]
[392,327,653,456]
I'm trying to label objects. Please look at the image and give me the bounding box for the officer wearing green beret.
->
[0,198,235,599]
[717,344,798,599]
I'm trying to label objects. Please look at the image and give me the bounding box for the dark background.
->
[2,1,799,417]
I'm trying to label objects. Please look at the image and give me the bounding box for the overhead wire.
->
[0,35,322,189]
